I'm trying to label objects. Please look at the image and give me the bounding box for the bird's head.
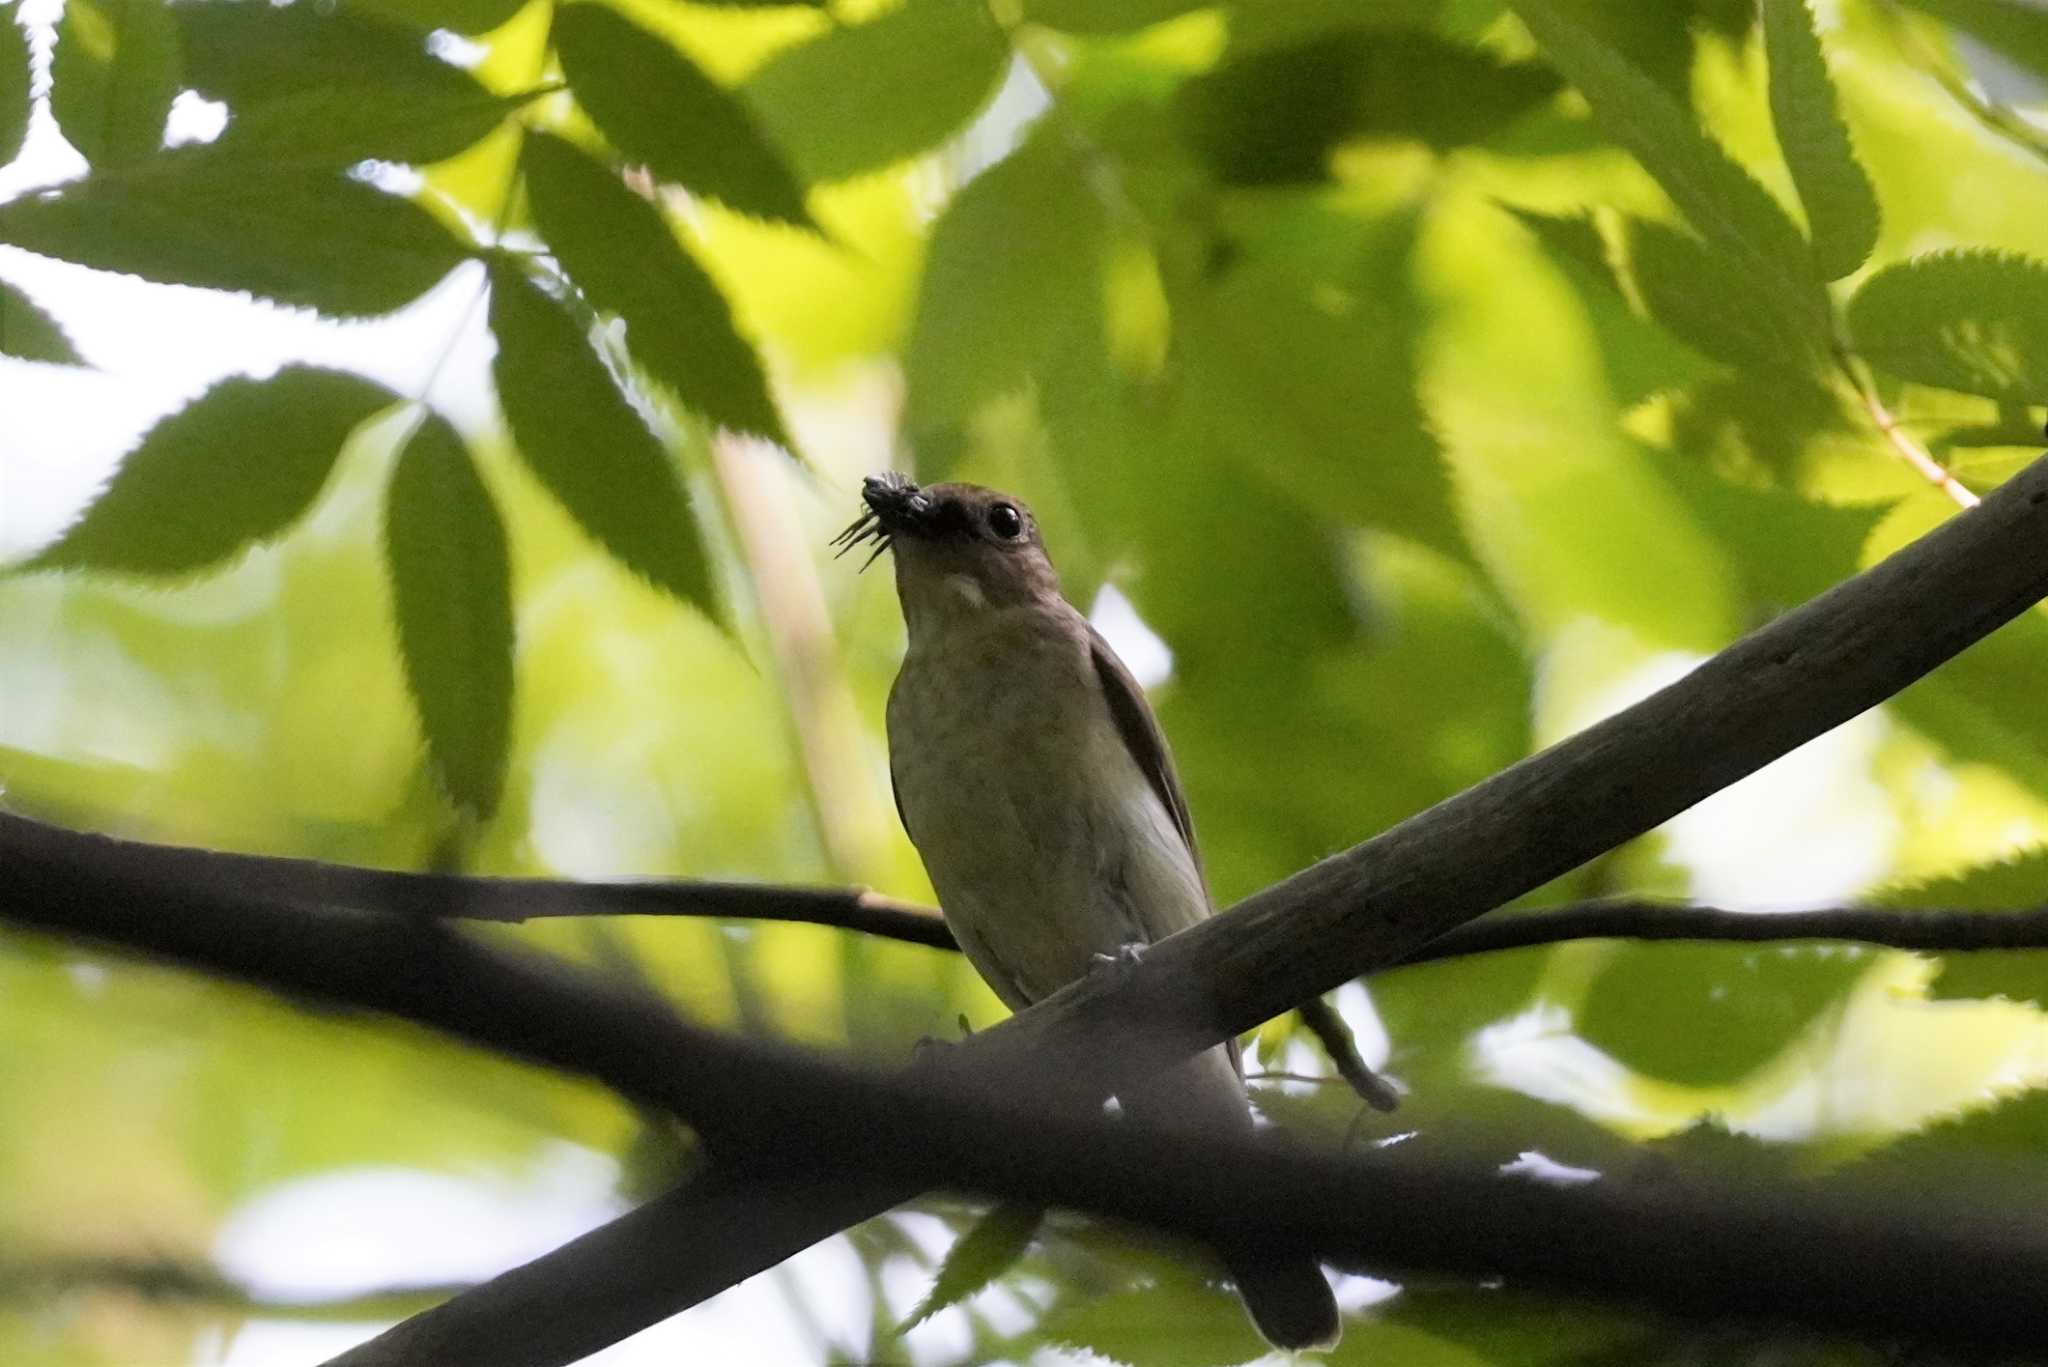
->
[835,473,1060,635]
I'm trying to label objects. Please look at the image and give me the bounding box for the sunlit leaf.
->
[1373,1286,1657,1365]
[1897,0,2048,83]
[20,367,398,575]
[341,0,529,37]
[1020,0,1215,32]
[520,131,787,445]
[742,0,1009,183]
[49,0,179,168]
[211,82,539,170]
[556,4,811,229]
[384,412,514,818]
[903,129,1109,433]
[1874,848,2048,1006]
[0,4,29,167]
[1892,607,2048,803]
[1623,217,1828,374]
[1760,0,1879,281]
[1857,1086,2048,1174]
[1509,0,1824,318]
[0,279,84,365]
[1846,251,2048,403]
[175,0,481,110]
[1046,1282,1269,1367]
[488,263,718,616]
[1576,943,1873,1087]
[1176,28,1558,183]
[0,147,472,316]
[899,1202,1042,1331]
[1647,448,1888,608]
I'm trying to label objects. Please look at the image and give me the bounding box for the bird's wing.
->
[1087,622,1204,885]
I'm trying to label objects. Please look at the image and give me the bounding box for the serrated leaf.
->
[520,132,786,444]
[0,278,85,365]
[0,6,29,167]
[0,147,472,316]
[176,0,481,110]
[341,0,528,37]
[1858,1087,2048,1175]
[49,0,180,168]
[212,82,538,170]
[1873,848,2048,1006]
[1846,251,2048,403]
[384,412,514,818]
[1624,216,1828,374]
[742,0,1009,183]
[1760,0,1879,280]
[556,5,811,229]
[1898,0,2048,83]
[1509,0,1825,318]
[488,264,718,615]
[1176,28,1559,183]
[1646,448,1887,608]
[898,1202,1042,1332]
[20,367,397,575]
[903,129,1109,432]
[1576,943,1873,1087]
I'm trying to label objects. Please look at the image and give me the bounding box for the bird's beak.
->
[860,472,931,535]
[832,471,926,569]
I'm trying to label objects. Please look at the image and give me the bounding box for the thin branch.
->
[1841,355,1982,509]
[5,454,2048,1364]
[356,446,2048,1366]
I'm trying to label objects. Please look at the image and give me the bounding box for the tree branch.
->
[4,454,2048,1364]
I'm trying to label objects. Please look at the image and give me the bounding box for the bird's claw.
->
[1088,942,1148,981]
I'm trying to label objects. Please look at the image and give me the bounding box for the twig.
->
[0,1256,466,1322]
[1842,356,1982,509]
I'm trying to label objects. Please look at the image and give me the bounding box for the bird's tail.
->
[1118,1044,1342,1353]
[1227,1247,1342,1352]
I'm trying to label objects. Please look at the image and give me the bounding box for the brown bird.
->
[839,472,1342,1352]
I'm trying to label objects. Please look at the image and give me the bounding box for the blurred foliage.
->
[5,0,2048,1362]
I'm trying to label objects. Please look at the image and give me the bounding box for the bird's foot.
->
[1088,941,1147,982]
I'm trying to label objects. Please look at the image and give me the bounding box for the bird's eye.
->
[987,503,1024,541]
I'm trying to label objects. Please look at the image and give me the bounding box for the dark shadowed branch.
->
[5,455,2048,1366]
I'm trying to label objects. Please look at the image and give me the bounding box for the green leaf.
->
[341,0,529,37]
[903,130,1110,432]
[1846,251,2048,403]
[0,279,85,365]
[488,264,718,615]
[898,1202,1042,1331]
[1576,943,1873,1087]
[175,0,481,111]
[1508,0,1824,318]
[1891,606,2048,804]
[211,82,538,170]
[555,5,812,229]
[1897,0,2048,84]
[742,0,1009,183]
[20,367,397,575]
[1873,848,2048,1006]
[49,0,180,168]
[0,5,28,167]
[0,148,473,316]
[1646,447,1888,608]
[1372,1287,1654,1366]
[1858,1086,2048,1174]
[1020,0,1215,33]
[1172,206,1465,560]
[1623,217,1828,374]
[384,412,514,818]
[1045,1282,1270,1367]
[519,132,787,444]
[1760,0,1880,280]
[1176,29,1559,183]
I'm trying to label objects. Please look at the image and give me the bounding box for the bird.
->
[837,471,1342,1352]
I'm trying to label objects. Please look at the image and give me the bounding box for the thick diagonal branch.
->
[8,456,2048,1364]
